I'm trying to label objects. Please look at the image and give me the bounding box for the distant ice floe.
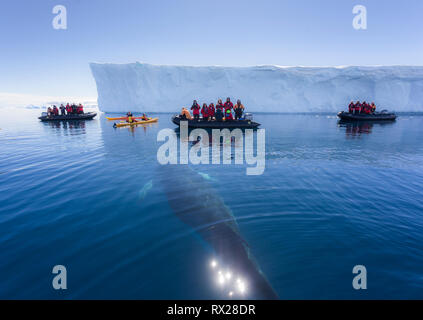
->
[90,62,423,113]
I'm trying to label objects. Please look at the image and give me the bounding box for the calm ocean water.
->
[0,108,422,299]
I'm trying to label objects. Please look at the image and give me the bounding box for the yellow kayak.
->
[106,116,152,121]
[113,118,159,127]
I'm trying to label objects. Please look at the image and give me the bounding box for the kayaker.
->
[201,103,209,121]
[216,99,224,112]
[191,100,201,121]
[224,97,233,113]
[208,103,215,120]
[234,100,245,120]
[60,104,66,116]
[141,113,148,121]
[215,107,224,122]
[127,114,137,123]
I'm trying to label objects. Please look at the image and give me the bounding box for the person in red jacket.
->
[224,97,233,113]
[225,108,233,121]
[361,101,368,114]
[354,101,361,114]
[65,103,71,115]
[216,99,224,112]
[365,102,371,114]
[208,103,215,120]
[201,103,209,121]
[348,101,354,113]
[76,104,84,114]
[191,100,201,121]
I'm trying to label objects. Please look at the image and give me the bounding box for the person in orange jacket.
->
[180,107,192,120]
[370,102,376,113]
[234,99,245,120]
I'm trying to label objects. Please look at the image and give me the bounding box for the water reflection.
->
[209,258,248,299]
[173,127,256,161]
[41,120,88,135]
[118,123,158,136]
[338,120,395,138]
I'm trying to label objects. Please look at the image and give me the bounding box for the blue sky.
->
[0,0,422,97]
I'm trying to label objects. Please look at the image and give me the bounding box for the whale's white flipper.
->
[198,172,217,182]
[139,180,153,200]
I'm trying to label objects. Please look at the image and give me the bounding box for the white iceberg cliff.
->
[90,63,423,113]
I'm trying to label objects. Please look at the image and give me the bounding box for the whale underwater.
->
[156,164,278,300]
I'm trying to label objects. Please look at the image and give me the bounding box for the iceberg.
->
[90,63,423,113]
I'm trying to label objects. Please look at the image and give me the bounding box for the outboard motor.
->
[244,113,253,121]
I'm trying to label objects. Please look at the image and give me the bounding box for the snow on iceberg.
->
[90,62,423,113]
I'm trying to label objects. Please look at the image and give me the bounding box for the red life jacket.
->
[191,104,200,115]
[365,105,371,114]
[201,105,208,116]
[225,110,233,120]
[224,101,233,112]
[216,103,224,111]
[208,105,215,116]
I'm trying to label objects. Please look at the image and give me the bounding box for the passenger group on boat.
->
[181,97,246,121]
[46,103,85,117]
[348,101,377,114]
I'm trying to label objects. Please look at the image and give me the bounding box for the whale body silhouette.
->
[158,164,278,300]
